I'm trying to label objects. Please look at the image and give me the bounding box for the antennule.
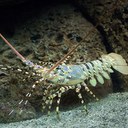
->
[0,33,26,62]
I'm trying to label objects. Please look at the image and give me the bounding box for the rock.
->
[0,99,36,123]
[74,0,128,91]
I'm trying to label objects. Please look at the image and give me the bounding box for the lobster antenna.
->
[46,25,97,74]
[0,33,26,62]
[47,0,121,73]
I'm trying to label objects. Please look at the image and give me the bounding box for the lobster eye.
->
[35,65,42,69]
[25,60,34,67]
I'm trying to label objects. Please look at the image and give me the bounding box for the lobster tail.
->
[107,53,128,75]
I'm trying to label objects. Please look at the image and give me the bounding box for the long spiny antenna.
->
[46,0,122,74]
[0,33,26,62]
[0,0,124,74]
[0,33,44,69]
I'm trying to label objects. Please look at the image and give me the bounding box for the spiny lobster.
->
[0,0,128,120]
[0,33,128,119]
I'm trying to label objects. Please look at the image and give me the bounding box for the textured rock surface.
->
[74,0,128,91]
[0,92,128,128]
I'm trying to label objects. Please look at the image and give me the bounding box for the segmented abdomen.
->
[50,57,114,86]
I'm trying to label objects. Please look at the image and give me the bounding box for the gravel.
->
[0,92,128,128]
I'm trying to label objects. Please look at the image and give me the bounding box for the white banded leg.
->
[75,84,87,112]
[41,84,56,113]
[55,86,68,119]
[9,78,42,115]
[42,89,49,113]
[76,84,84,104]
[56,91,62,119]
[9,92,32,115]
[47,93,56,116]
[55,86,73,119]
[82,82,99,101]
[19,79,42,112]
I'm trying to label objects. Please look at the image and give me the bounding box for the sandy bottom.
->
[0,92,128,128]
